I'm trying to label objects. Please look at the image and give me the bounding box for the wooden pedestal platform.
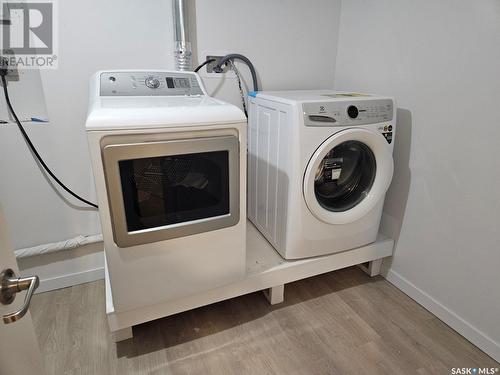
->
[106,221,394,342]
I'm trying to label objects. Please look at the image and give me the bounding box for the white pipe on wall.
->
[14,234,103,259]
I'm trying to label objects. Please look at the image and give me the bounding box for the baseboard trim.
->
[386,269,500,362]
[36,267,105,294]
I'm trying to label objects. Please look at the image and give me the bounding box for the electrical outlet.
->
[205,55,230,74]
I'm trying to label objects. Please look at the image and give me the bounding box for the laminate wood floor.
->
[30,266,498,375]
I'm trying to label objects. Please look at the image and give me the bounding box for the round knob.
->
[347,105,359,119]
[145,76,160,89]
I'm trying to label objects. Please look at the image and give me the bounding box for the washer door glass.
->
[303,128,393,225]
[314,140,376,212]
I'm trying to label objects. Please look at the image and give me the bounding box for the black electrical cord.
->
[194,58,216,73]
[0,74,98,208]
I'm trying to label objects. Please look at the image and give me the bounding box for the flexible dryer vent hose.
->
[172,0,192,71]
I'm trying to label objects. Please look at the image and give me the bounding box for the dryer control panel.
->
[303,99,393,127]
[100,71,204,96]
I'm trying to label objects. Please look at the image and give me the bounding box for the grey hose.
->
[228,60,248,117]
[214,54,259,92]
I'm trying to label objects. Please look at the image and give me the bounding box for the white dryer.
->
[248,90,395,259]
[86,70,247,313]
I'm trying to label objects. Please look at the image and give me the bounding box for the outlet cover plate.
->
[205,55,230,74]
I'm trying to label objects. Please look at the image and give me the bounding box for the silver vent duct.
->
[172,0,192,71]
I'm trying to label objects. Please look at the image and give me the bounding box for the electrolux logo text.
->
[0,1,58,69]
[451,368,499,375]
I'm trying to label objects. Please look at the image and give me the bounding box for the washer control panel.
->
[303,98,393,127]
[100,71,204,96]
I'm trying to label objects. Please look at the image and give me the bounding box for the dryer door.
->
[102,136,240,247]
[303,128,393,225]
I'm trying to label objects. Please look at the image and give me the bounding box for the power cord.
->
[194,58,215,73]
[0,66,98,209]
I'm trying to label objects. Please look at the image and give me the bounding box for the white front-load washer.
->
[248,90,395,259]
[86,70,247,313]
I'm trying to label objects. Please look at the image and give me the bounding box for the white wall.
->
[0,0,173,250]
[0,0,173,288]
[0,0,341,287]
[335,0,500,361]
[194,0,340,106]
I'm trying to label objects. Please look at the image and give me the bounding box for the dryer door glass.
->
[314,140,376,212]
[119,150,229,231]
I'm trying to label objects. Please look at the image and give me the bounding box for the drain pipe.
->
[172,0,192,71]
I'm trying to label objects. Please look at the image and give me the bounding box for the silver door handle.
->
[0,268,39,324]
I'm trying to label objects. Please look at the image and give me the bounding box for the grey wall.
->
[335,0,500,361]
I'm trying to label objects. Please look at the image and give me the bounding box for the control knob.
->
[145,76,160,89]
[347,105,359,119]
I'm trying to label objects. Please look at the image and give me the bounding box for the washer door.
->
[303,128,393,225]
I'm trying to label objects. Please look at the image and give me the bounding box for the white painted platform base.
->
[358,258,384,277]
[111,327,133,343]
[263,285,285,305]
[105,221,394,342]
